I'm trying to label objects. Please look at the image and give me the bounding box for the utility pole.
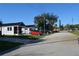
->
[44,16,45,35]
[59,19,61,30]
[71,18,74,31]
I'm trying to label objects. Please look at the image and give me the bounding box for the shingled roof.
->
[2,22,25,26]
[25,25,35,27]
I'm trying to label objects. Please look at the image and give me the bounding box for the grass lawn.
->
[0,40,23,52]
[70,31,79,36]
[0,35,44,52]
[0,35,44,40]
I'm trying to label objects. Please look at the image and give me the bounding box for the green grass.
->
[0,40,23,52]
[70,31,79,36]
[0,35,44,40]
[0,35,45,52]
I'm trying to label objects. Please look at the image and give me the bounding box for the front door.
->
[14,27,17,34]
[14,26,22,35]
[19,27,22,34]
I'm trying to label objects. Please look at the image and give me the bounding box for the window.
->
[10,27,12,31]
[7,27,12,31]
[25,28,27,30]
[7,27,9,31]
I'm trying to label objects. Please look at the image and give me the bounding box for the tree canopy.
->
[65,24,79,30]
[34,13,58,32]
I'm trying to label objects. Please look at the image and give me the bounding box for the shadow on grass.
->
[0,39,45,56]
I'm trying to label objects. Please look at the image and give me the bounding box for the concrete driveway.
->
[2,31,79,56]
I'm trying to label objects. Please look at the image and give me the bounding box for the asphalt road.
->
[2,31,79,56]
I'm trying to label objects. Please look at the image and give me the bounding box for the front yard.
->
[70,31,79,36]
[0,35,44,53]
[0,40,23,52]
[0,35,45,54]
[0,35,44,40]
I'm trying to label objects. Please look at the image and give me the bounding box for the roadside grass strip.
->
[0,40,23,52]
[70,31,79,36]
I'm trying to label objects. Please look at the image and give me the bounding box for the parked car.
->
[31,30,43,35]
[53,29,59,33]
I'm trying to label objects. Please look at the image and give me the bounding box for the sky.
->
[0,3,79,25]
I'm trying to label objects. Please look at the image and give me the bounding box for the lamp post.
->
[59,19,61,31]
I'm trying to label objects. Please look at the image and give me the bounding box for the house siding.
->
[0,27,2,31]
[22,28,26,34]
[2,26,14,35]
[25,28,31,35]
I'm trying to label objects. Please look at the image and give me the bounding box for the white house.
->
[25,25,35,35]
[1,22,26,35]
[0,22,36,35]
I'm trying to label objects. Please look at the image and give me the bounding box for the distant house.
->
[25,25,37,35]
[0,22,36,35]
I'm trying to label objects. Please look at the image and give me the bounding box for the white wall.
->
[2,26,14,35]
[25,28,31,35]
[0,27,2,31]
[1,26,35,35]
[22,28,26,34]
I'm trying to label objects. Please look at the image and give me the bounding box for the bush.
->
[0,35,43,40]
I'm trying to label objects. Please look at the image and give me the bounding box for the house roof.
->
[2,22,25,26]
[25,25,35,27]
[0,21,3,26]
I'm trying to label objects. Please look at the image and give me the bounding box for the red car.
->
[31,31,43,35]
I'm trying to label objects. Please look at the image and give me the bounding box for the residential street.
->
[2,31,79,56]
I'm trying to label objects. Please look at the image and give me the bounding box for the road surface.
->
[2,31,79,56]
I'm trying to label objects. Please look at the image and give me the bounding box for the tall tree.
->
[34,13,58,32]
[59,20,61,28]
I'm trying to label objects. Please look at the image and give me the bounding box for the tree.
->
[60,24,64,30]
[34,13,58,33]
[64,24,79,31]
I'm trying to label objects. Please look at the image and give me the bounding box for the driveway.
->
[2,31,79,56]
